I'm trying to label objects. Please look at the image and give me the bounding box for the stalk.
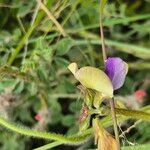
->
[99,2,121,149]
[100,14,107,62]
[110,99,121,150]
[0,117,90,144]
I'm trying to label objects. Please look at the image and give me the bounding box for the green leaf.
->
[55,57,69,68]
[57,77,75,93]
[37,68,47,83]
[61,115,75,127]
[26,83,37,96]
[67,125,78,135]
[13,80,24,94]
[0,79,18,93]
[56,38,74,56]
[42,48,53,62]
[114,107,150,121]
[48,98,62,124]
[0,133,25,150]
[79,116,90,132]
[69,101,82,113]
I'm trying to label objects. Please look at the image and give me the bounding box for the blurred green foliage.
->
[0,0,150,149]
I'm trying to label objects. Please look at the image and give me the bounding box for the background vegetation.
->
[0,0,150,149]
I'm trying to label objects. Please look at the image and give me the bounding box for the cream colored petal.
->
[68,62,78,76]
[75,66,113,98]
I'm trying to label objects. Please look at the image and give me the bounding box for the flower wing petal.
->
[105,57,128,90]
[75,66,113,98]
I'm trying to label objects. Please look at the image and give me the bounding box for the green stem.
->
[110,99,121,150]
[0,117,90,144]
[66,13,150,31]
[91,107,150,121]
[0,106,149,149]
[99,1,120,149]
[7,25,35,66]
[34,141,63,150]
[115,108,150,121]
[7,23,38,66]
[62,0,81,26]
[7,0,51,66]
[100,13,107,62]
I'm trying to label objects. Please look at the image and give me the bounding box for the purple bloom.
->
[105,57,128,90]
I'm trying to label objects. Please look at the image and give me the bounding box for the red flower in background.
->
[35,114,42,121]
[134,90,147,102]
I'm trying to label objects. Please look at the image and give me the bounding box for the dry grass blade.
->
[36,0,67,37]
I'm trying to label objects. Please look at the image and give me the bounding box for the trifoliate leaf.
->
[56,38,74,56]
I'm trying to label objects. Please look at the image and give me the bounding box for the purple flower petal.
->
[105,57,128,90]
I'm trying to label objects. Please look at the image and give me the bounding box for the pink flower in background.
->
[35,114,42,121]
[134,90,147,102]
[105,57,128,90]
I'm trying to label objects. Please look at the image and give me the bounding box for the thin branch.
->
[120,119,142,138]
[99,1,121,149]
[100,14,107,62]
[23,4,40,62]
[36,0,67,37]
[34,141,63,150]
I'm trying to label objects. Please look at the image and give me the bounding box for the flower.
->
[34,114,42,121]
[68,63,113,98]
[134,90,147,102]
[105,57,128,90]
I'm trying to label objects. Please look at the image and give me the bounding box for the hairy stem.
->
[0,106,149,149]
[0,117,90,144]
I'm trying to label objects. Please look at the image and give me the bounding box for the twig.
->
[120,119,142,138]
[118,125,135,147]
[23,4,40,62]
[100,14,107,62]
[36,0,67,37]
